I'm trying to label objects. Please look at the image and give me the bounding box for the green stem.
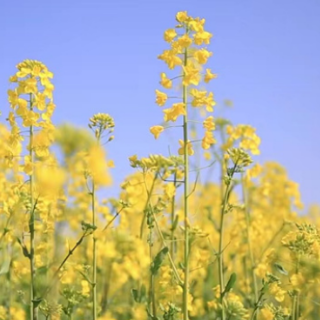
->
[218,161,226,320]
[182,42,189,320]
[294,256,300,320]
[28,93,37,320]
[241,177,259,312]
[170,173,177,262]
[41,230,91,299]
[250,290,264,320]
[292,296,296,320]
[218,160,238,320]
[151,207,183,286]
[91,180,97,320]
[140,173,158,239]
[148,240,157,318]
[5,245,12,320]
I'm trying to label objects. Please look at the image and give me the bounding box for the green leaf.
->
[16,237,30,258]
[140,284,147,302]
[273,263,288,276]
[32,298,43,308]
[222,273,237,298]
[171,214,179,231]
[131,288,139,302]
[150,247,169,275]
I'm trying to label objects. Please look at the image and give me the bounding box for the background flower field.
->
[1,2,319,320]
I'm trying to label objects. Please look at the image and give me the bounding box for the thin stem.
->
[41,230,91,299]
[148,235,157,318]
[170,173,177,261]
[140,173,158,239]
[182,41,190,320]
[218,160,238,320]
[28,93,37,320]
[170,173,178,303]
[250,290,264,320]
[241,176,259,313]
[293,256,301,320]
[102,207,124,232]
[292,296,297,320]
[91,180,97,320]
[218,161,226,320]
[151,209,183,286]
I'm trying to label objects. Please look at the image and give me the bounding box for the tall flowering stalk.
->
[150,11,216,319]
[7,60,56,320]
[88,113,114,319]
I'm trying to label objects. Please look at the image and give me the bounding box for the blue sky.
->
[1,0,319,210]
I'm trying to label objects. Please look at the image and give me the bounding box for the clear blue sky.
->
[1,0,319,210]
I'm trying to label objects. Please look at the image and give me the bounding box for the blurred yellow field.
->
[1,10,319,320]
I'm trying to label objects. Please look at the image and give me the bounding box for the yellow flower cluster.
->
[225,124,261,155]
[150,11,217,153]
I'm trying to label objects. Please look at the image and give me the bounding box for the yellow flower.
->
[163,103,186,122]
[23,155,33,175]
[7,111,15,126]
[268,283,285,302]
[155,89,168,106]
[16,99,28,117]
[202,131,216,149]
[16,67,32,78]
[23,77,38,94]
[31,64,42,76]
[86,145,112,186]
[42,101,56,121]
[164,183,176,198]
[9,75,18,82]
[9,307,26,320]
[34,92,47,111]
[178,139,194,156]
[182,62,201,86]
[260,307,274,320]
[203,116,215,131]
[164,28,177,42]
[0,306,6,320]
[193,48,212,64]
[81,280,90,297]
[245,163,262,181]
[22,110,40,127]
[129,154,138,167]
[176,11,189,23]
[193,30,213,45]
[160,73,172,89]
[177,34,193,48]
[35,160,66,196]
[158,49,183,69]
[189,18,205,32]
[190,89,216,111]
[290,273,305,290]
[204,68,217,83]
[150,125,164,139]
[207,299,219,310]
[254,263,268,278]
